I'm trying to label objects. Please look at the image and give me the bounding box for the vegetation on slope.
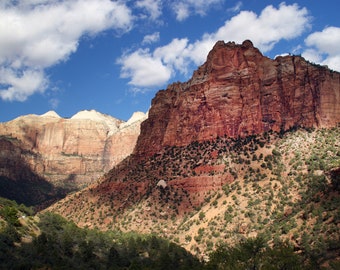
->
[1,197,338,269]
[45,126,340,268]
[0,197,201,269]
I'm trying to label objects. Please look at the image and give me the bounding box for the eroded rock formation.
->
[0,137,65,207]
[135,40,340,158]
[47,40,340,229]
[0,110,147,190]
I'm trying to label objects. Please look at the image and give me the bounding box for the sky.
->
[0,0,339,122]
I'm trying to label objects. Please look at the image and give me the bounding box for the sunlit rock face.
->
[0,110,147,189]
[46,40,340,229]
[135,40,340,158]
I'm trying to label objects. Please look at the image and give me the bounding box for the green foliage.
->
[0,210,202,269]
[199,211,206,220]
[206,237,307,270]
[0,206,20,226]
[0,197,34,227]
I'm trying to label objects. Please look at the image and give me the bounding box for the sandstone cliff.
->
[46,40,340,259]
[135,40,340,158]
[0,110,147,190]
[0,136,65,207]
[48,40,340,223]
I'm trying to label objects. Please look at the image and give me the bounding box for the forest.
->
[1,197,338,270]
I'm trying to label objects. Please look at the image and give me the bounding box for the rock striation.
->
[0,137,65,207]
[135,40,340,158]
[47,40,340,230]
[0,110,147,190]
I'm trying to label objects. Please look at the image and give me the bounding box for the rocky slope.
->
[0,110,147,191]
[47,41,340,261]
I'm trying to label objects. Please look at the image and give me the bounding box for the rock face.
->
[0,110,147,190]
[135,40,340,158]
[47,40,340,231]
[0,137,65,207]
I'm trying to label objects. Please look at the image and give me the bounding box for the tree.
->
[206,237,304,270]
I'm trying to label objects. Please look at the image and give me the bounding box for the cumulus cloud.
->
[154,38,190,74]
[135,0,162,21]
[118,2,311,88]
[0,67,47,101]
[0,0,133,101]
[212,2,311,52]
[118,49,172,88]
[142,32,160,45]
[171,0,224,21]
[303,27,340,71]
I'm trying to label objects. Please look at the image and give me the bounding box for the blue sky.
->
[0,0,339,122]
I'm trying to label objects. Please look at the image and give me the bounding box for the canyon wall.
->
[135,40,340,158]
[0,110,147,190]
[0,137,64,206]
[47,40,340,229]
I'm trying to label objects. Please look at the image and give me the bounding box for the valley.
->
[0,40,339,269]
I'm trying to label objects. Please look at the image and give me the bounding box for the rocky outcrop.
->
[0,110,147,190]
[0,137,65,207]
[135,40,340,158]
[47,40,340,230]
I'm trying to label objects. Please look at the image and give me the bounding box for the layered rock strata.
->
[0,110,147,190]
[48,40,340,227]
[0,137,65,207]
[135,40,340,158]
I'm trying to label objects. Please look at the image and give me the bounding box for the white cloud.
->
[212,2,311,52]
[301,49,322,65]
[0,0,133,101]
[142,32,160,45]
[119,2,311,88]
[118,49,172,88]
[136,0,162,21]
[119,38,191,88]
[154,38,190,74]
[305,27,340,55]
[303,27,340,71]
[172,2,189,21]
[227,1,242,13]
[171,0,224,21]
[0,67,47,101]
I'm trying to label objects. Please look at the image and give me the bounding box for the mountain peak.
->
[135,40,340,158]
[40,111,61,118]
[128,111,147,123]
[71,109,113,121]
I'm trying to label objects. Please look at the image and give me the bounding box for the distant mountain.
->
[0,136,65,207]
[0,110,147,206]
[47,40,340,265]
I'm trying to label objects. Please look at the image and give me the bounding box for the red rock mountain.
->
[48,40,340,229]
[0,110,147,192]
[136,40,340,158]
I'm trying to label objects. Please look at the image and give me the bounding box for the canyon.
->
[0,110,147,205]
[48,40,340,233]
[2,40,340,263]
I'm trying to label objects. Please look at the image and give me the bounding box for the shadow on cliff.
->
[61,173,79,193]
[0,137,67,210]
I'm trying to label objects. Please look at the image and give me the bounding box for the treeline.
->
[0,205,200,269]
[0,197,338,269]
